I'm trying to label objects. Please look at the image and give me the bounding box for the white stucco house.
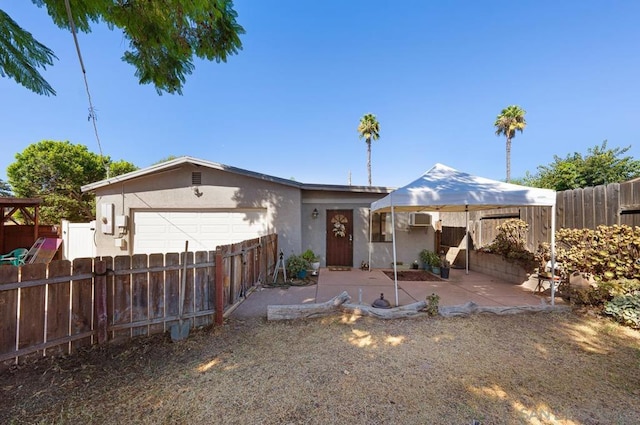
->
[81,157,438,268]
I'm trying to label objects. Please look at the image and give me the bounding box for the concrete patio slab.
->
[229,267,555,320]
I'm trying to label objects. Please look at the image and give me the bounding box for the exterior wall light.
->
[312,208,319,219]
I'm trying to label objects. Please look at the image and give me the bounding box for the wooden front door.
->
[326,209,353,267]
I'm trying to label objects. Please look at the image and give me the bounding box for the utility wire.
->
[63,0,110,178]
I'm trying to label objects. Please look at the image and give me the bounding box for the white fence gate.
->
[61,220,97,260]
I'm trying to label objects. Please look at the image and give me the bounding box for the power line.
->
[63,0,109,178]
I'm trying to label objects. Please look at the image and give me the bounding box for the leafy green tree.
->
[494,105,527,182]
[7,140,137,223]
[0,178,12,197]
[1,1,244,95]
[152,155,180,165]
[0,9,57,95]
[357,113,380,186]
[109,160,139,178]
[528,141,640,190]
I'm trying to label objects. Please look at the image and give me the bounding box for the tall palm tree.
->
[357,113,380,186]
[494,105,527,182]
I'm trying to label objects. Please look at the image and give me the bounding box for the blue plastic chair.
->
[0,248,28,266]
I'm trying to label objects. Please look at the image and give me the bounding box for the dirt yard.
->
[2,311,639,424]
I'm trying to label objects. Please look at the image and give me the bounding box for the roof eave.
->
[81,156,303,192]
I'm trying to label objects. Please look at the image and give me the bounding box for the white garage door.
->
[133,210,268,254]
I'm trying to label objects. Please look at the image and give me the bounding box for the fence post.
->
[215,250,224,325]
[95,260,108,344]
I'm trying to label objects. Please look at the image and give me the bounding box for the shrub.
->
[554,225,640,282]
[605,278,640,297]
[604,295,640,328]
[487,218,528,252]
[301,249,318,263]
[570,278,640,310]
[425,293,440,316]
[286,254,310,276]
[569,285,612,307]
[482,219,537,270]
[534,224,640,328]
[419,249,440,267]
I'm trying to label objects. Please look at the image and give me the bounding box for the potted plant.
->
[286,254,310,279]
[440,258,451,279]
[301,249,320,275]
[419,249,435,271]
[429,252,441,275]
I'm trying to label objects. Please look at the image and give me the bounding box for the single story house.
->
[81,157,438,268]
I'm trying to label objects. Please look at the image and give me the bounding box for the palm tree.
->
[357,113,380,186]
[494,105,527,182]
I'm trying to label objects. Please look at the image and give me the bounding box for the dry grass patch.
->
[1,312,639,424]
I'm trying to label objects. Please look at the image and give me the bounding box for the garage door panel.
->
[201,217,232,226]
[232,225,261,234]
[171,214,201,224]
[136,222,167,231]
[168,224,199,233]
[133,211,267,254]
[139,212,171,223]
[200,224,232,232]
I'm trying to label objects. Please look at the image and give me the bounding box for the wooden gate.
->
[326,210,353,266]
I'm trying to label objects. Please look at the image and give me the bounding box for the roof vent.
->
[191,172,202,185]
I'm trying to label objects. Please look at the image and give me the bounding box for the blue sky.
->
[2,1,639,187]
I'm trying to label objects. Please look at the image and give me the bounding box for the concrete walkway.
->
[230,267,553,319]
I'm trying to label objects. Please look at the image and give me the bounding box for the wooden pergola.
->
[1,198,42,253]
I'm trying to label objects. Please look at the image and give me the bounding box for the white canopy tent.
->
[370,163,558,306]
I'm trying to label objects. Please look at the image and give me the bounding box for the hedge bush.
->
[604,295,640,328]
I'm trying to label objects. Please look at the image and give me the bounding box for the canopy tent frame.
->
[369,164,557,307]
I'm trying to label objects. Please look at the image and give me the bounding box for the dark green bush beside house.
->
[419,249,440,271]
[286,254,310,279]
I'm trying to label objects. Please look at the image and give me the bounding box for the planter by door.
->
[440,267,450,279]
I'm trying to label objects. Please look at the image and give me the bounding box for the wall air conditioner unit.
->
[409,212,432,227]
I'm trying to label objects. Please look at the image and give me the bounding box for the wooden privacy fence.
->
[468,179,640,250]
[1,224,60,255]
[0,233,278,366]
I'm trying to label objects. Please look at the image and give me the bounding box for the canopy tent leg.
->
[550,204,556,306]
[465,208,469,275]
[368,208,372,271]
[390,195,399,307]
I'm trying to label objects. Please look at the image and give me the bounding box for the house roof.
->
[81,156,394,194]
[299,183,393,193]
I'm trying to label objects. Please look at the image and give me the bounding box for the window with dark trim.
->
[371,212,393,242]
